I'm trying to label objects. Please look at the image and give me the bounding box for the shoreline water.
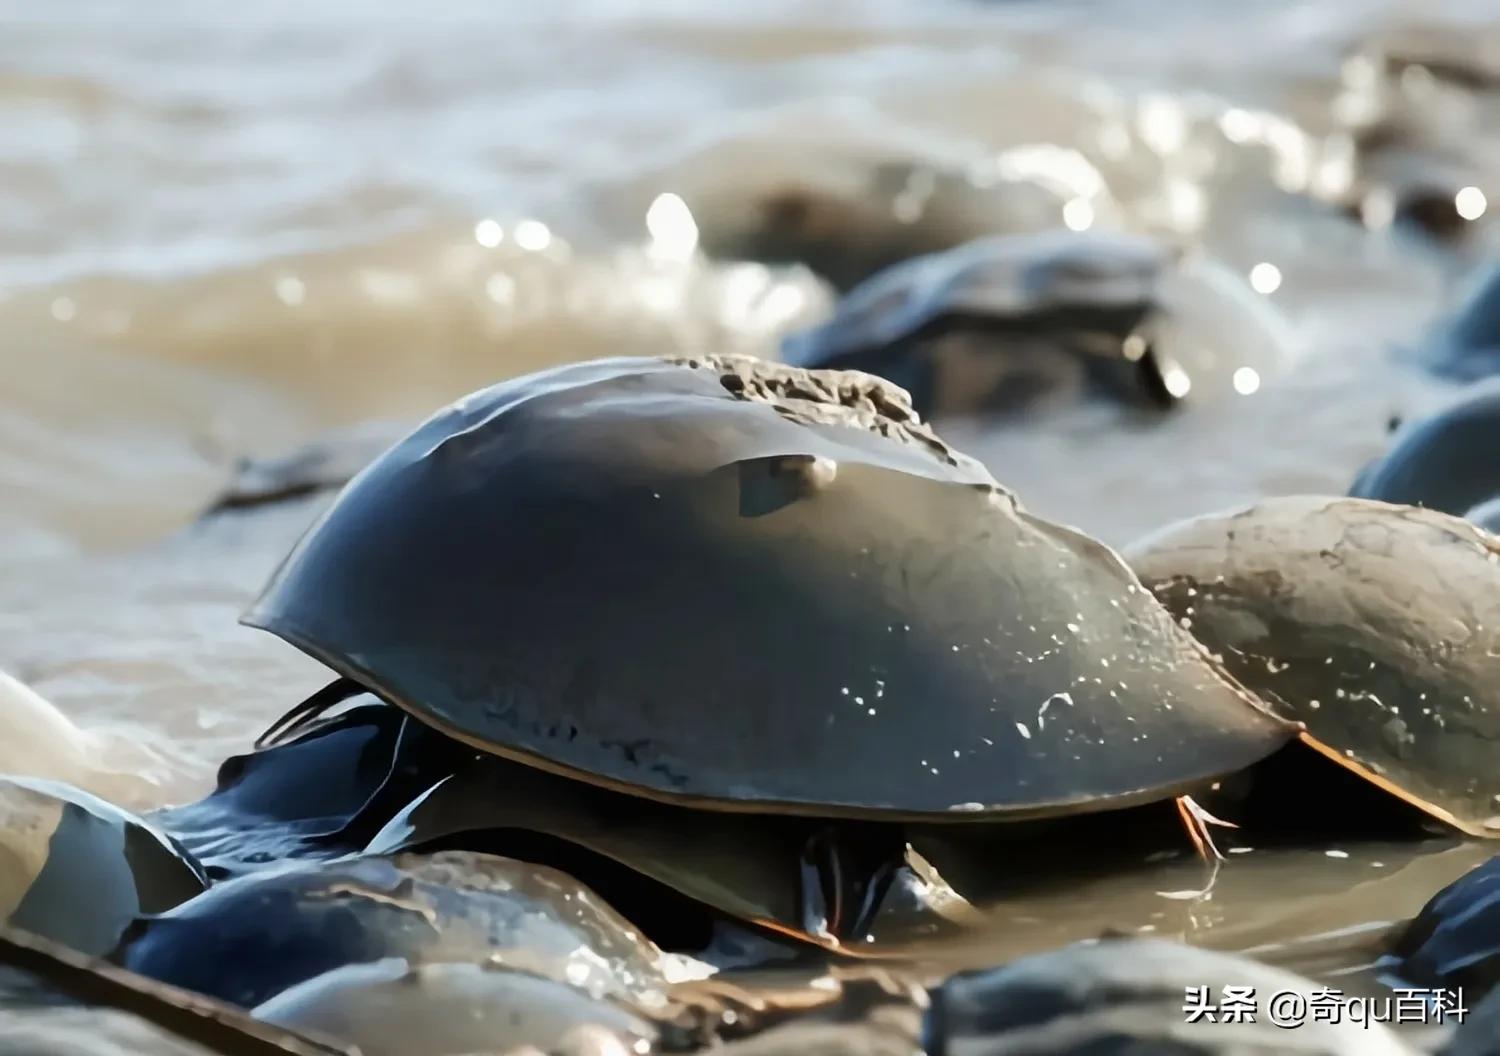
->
[2,1,1499,1050]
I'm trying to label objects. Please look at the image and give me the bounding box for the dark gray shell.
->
[781,231,1173,416]
[783,231,1164,361]
[117,851,671,1011]
[926,938,1416,1055]
[1,776,207,956]
[1350,383,1500,517]
[1126,497,1500,837]
[1385,854,1500,1004]
[246,354,1291,821]
[252,959,657,1056]
[780,231,1286,417]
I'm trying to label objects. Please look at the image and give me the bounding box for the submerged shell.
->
[926,937,1417,1055]
[246,355,1290,821]
[1350,382,1500,515]
[253,959,657,1056]
[1386,854,1500,1003]
[0,776,207,956]
[1126,497,1500,836]
[780,231,1287,417]
[117,851,672,1011]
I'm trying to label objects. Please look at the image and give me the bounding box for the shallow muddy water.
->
[2,0,1499,1046]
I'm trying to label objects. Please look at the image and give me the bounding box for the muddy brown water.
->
[2,0,1499,1050]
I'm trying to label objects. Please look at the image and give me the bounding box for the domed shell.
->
[780,231,1173,416]
[118,851,671,1011]
[1349,382,1500,515]
[783,230,1169,365]
[1126,496,1500,837]
[252,959,657,1056]
[780,231,1289,417]
[246,354,1291,820]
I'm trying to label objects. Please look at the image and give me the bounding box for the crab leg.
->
[1175,795,1239,862]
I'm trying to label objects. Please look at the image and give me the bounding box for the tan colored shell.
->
[1127,496,1500,836]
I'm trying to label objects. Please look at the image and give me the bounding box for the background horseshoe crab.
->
[780,230,1292,420]
[1349,382,1500,521]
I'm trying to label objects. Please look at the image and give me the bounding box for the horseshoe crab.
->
[673,150,1073,293]
[359,716,988,953]
[1126,496,1500,838]
[1350,383,1500,519]
[925,937,1419,1055]
[205,421,408,516]
[1,776,207,956]
[1384,853,1500,1004]
[116,851,677,1011]
[780,231,1288,418]
[233,354,1292,949]
[252,960,658,1056]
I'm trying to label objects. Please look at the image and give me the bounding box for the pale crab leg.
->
[1175,794,1240,862]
